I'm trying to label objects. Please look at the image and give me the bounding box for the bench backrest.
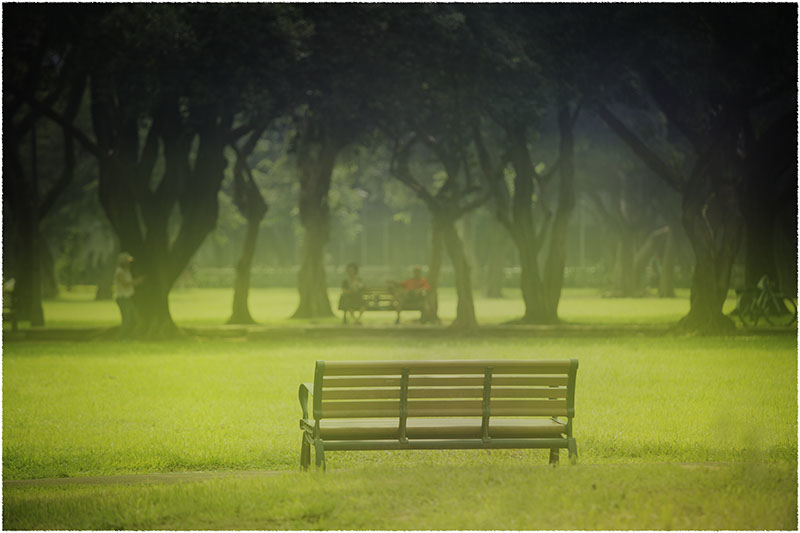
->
[313,359,578,420]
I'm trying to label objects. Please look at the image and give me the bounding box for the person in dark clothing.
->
[338,262,365,324]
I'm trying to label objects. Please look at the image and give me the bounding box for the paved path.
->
[4,470,287,488]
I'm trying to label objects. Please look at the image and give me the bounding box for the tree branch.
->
[390,135,437,209]
[18,92,101,158]
[473,124,512,231]
[592,101,684,192]
[38,75,86,219]
[636,62,703,149]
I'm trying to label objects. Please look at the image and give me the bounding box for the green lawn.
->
[3,329,797,529]
[28,285,726,327]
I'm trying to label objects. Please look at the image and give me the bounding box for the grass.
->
[28,285,726,327]
[4,336,796,481]
[4,462,796,530]
[2,289,796,529]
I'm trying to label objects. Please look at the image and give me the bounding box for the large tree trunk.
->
[741,111,796,293]
[484,217,508,298]
[7,139,45,325]
[291,137,341,319]
[506,125,551,324]
[15,207,44,325]
[93,88,232,338]
[677,150,743,333]
[441,218,477,329]
[542,101,577,317]
[741,188,778,291]
[294,218,333,319]
[517,237,550,323]
[228,130,268,325]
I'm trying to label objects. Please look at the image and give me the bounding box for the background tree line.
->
[3,3,796,336]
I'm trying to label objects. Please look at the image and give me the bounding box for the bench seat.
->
[309,417,567,440]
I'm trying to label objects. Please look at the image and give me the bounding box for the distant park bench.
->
[298,358,579,470]
[341,286,429,324]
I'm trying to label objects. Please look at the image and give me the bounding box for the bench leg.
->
[300,435,311,471]
[314,438,326,471]
[549,448,559,466]
[568,438,578,465]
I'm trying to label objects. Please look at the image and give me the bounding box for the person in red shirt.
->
[392,267,432,323]
[400,267,431,293]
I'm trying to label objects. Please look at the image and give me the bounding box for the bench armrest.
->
[298,383,314,419]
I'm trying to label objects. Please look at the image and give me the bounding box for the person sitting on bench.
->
[338,262,365,324]
[392,267,432,323]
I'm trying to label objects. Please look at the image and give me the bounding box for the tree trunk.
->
[517,237,550,323]
[484,217,508,298]
[612,231,635,297]
[631,226,669,295]
[40,238,59,299]
[742,192,778,290]
[133,267,176,339]
[8,139,45,325]
[542,101,577,316]
[294,221,333,318]
[291,136,341,319]
[441,218,477,329]
[92,91,232,338]
[228,129,268,325]
[427,219,444,323]
[658,227,676,298]
[228,217,261,325]
[15,210,44,326]
[505,125,551,324]
[677,152,743,333]
[95,246,118,300]
[459,213,479,287]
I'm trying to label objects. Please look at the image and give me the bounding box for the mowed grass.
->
[28,285,723,327]
[4,336,796,481]
[5,462,796,530]
[3,290,795,529]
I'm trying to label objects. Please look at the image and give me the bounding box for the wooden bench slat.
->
[321,399,568,418]
[323,387,568,401]
[318,417,567,440]
[322,376,569,388]
[490,387,568,399]
[323,359,572,376]
[322,400,400,418]
[491,399,568,417]
[323,377,402,388]
[324,389,402,400]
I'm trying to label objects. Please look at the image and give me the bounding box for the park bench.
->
[342,286,428,324]
[298,358,578,470]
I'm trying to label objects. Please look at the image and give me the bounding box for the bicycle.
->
[735,275,797,327]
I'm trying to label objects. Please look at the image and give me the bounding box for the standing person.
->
[338,262,365,324]
[114,252,142,340]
